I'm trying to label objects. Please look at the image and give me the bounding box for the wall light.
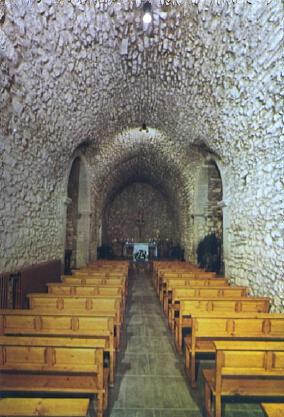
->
[143,1,152,24]
[140,122,149,132]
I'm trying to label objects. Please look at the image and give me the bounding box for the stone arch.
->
[89,128,192,259]
[64,153,91,269]
[192,157,223,273]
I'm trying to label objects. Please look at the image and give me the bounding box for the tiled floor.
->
[106,266,265,417]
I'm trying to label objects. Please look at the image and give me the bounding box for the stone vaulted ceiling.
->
[1,0,282,172]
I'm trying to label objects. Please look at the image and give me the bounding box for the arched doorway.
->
[193,159,223,273]
[65,156,90,269]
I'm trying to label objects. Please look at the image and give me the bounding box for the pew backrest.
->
[172,286,248,302]
[63,276,126,287]
[0,335,105,376]
[178,297,270,316]
[0,312,114,338]
[192,315,284,341]
[214,340,284,377]
[164,278,229,292]
[27,294,121,321]
[162,272,216,279]
[73,271,126,279]
[47,283,123,298]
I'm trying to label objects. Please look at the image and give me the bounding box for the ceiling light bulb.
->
[143,1,152,24]
[143,11,152,24]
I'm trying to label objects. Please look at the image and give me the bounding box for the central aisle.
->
[108,266,203,417]
[107,266,264,417]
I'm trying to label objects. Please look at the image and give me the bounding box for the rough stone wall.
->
[0,133,66,271]
[222,159,284,312]
[103,182,177,248]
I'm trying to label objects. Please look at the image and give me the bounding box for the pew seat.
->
[261,403,284,417]
[0,398,90,416]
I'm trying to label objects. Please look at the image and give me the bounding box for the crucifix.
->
[136,208,145,242]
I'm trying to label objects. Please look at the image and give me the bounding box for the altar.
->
[123,242,158,261]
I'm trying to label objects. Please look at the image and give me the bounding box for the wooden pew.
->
[203,341,284,417]
[27,294,122,346]
[79,262,129,275]
[48,282,123,295]
[157,271,217,297]
[152,263,201,290]
[163,280,232,314]
[28,293,123,320]
[166,286,248,324]
[0,310,117,386]
[0,335,109,417]
[153,261,200,279]
[0,398,90,416]
[63,276,126,283]
[159,276,229,303]
[184,313,284,387]
[63,276,128,297]
[68,272,127,294]
[47,283,126,311]
[87,261,129,270]
[261,403,284,417]
[154,268,197,291]
[174,297,270,352]
[158,269,223,287]
[73,271,126,278]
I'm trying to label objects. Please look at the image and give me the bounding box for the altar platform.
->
[123,242,158,261]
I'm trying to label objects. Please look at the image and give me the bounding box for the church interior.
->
[0,0,283,416]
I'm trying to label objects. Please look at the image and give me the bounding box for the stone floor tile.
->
[108,409,155,417]
[142,376,199,409]
[116,352,150,376]
[147,353,184,376]
[125,335,175,354]
[154,410,203,417]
